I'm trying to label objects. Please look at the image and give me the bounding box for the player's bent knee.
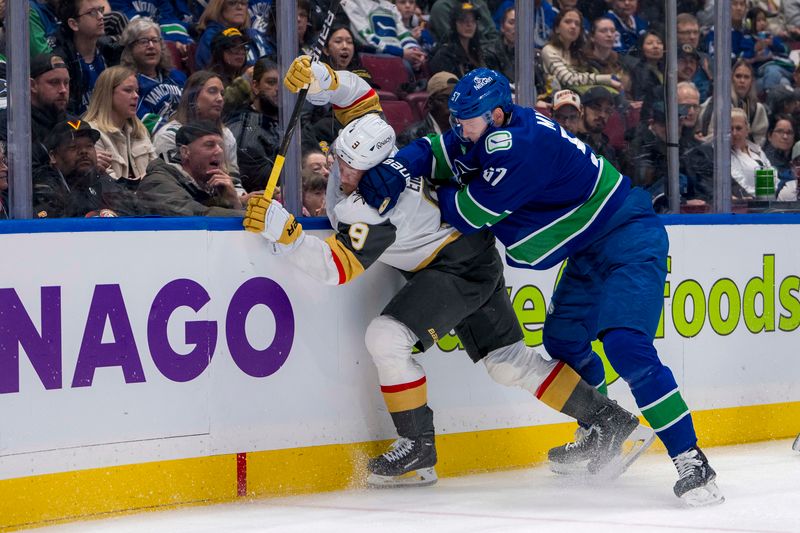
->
[602,328,662,385]
[364,315,418,369]
[483,341,556,391]
[542,320,592,360]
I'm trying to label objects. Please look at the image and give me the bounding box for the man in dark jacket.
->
[138,121,244,216]
[33,119,138,218]
[576,86,622,169]
[225,59,281,192]
[397,71,456,147]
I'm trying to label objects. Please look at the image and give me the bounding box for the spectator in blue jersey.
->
[745,6,793,93]
[395,0,436,55]
[702,0,749,60]
[54,0,122,114]
[195,0,273,70]
[358,67,724,506]
[490,0,552,48]
[30,0,61,55]
[120,19,187,135]
[428,2,485,78]
[109,0,193,55]
[82,66,157,185]
[606,0,648,54]
[342,0,426,72]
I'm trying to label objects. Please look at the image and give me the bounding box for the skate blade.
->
[680,480,725,507]
[792,434,800,452]
[549,424,655,479]
[591,424,656,480]
[367,467,438,488]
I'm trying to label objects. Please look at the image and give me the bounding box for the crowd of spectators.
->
[3,0,800,221]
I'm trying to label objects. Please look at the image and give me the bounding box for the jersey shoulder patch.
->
[484,130,513,154]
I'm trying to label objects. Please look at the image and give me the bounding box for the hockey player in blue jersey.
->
[359,68,724,507]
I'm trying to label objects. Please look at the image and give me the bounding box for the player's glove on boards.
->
[244,196,305,253]
[359,158,410,215]
[283,55,339,94]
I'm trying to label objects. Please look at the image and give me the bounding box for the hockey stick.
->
[263,0,343,202]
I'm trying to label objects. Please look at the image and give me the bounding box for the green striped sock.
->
[640,389,690,432]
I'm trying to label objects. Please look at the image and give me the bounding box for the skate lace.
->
[382,438,415,463]
[565,427,592,451]
[672,449,702,479]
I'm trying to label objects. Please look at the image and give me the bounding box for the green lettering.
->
[707,278,741,336]
[672,280,705,338]
[436,332,463,353]
[657,255,672,339]
[743,254,775,333]
[512,285,547,347]
[778,275,800,332]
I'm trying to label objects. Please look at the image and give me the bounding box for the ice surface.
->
[36,439,800,533]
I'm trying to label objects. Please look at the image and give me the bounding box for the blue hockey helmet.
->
[448,68,513,120]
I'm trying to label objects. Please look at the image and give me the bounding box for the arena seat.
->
[604,110,626,151]
[377,90,398,101]
[361,54,413,95]
[405,91,429,121]
[381,100,417,134]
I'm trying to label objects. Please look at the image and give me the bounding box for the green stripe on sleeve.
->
[640,390,690,431]
[426,134,456,183]
[454,187,509,228]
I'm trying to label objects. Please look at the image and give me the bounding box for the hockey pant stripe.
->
[381,377,428,413]
[535,361,581,411]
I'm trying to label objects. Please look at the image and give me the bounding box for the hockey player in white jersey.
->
[242,57,653,488]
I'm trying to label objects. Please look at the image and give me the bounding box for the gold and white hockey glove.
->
[244,196,305,254]
[283,55,339,94]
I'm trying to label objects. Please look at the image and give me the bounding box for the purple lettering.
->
[226,278,294,378]
[72,284,145,387]
[148,279,217,382]
[0,287,62,394]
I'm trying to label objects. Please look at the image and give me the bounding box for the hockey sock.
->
[535,361,620,425]
[381,376,434,438]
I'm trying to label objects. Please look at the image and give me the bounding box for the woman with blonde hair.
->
[195,0,273,69]
[730,106,774,197]
[83,66,156,186]
[120,18,187,135]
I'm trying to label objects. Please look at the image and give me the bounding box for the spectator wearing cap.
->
[552,89,582,134]
[208,27,250,86]
[32,119,139,217]
[483,6,516,82]
[226,58,281,192]
[429,0,498,44]
[605,0,648,55]
[153,70,244,194]
[53,0,122,114]
[82,66,157,185]
[577,86,621,169]
[120,18,187,135]
[777,141,800,201]
[763,114,796,187]
[677,43,700,84]
[139,120,244,216]
[0,54,80,169]
[342,0,426,72]
[397,71,458,147]
[676,13,712,102]
[195,0,274,71]
[541,9,623,94]
[429,2,485,78]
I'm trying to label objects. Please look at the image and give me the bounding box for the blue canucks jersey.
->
[393,104,631,270]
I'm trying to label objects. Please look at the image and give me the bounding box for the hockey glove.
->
[244,196,305,253]
[359,158,410,215]
[283,55,339,94]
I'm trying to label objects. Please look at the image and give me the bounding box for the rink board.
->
[1,214,799,530]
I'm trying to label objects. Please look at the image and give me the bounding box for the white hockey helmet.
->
[333,113,396,170]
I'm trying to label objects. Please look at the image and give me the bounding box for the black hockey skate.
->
[549,402,654,479]
[793,433,800,452]
[672,446,725,506]
[367,436,437,488]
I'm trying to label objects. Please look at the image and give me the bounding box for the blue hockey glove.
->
[358,158,410,215]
